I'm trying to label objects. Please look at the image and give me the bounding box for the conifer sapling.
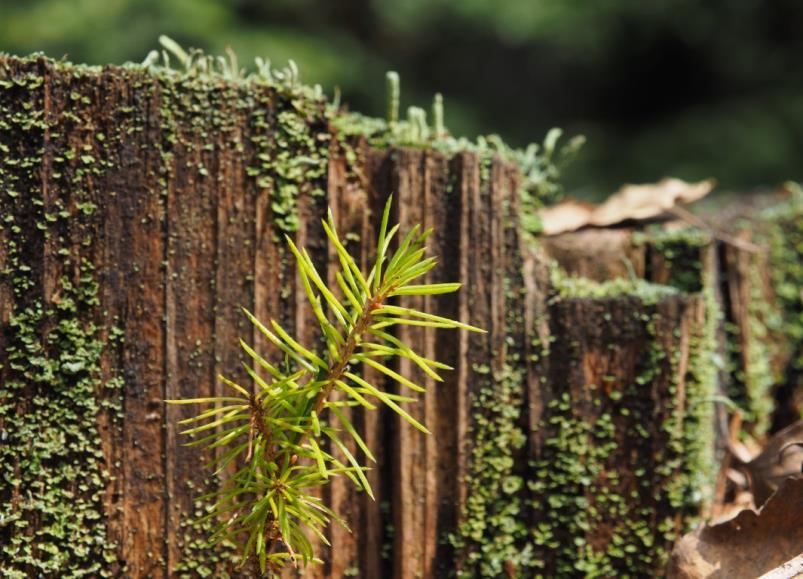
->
[168,197,482,574]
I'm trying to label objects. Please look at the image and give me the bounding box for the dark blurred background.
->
[2,0,802,195]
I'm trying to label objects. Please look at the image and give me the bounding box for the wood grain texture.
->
[118,78,168,578]
[163,81,220,575]
[0,55,737,579]
[83,67,153,577]
[391,147,429,579]
[541,228,646,282]
[322,158,354,579]
[533,293,705,576]
[360,147,395,579]
[421,150,456,577]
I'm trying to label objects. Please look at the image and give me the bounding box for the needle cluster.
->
[168,197,482,574]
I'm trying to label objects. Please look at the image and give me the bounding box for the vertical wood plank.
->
[487,159,507,376]
[163,80,219,575]
[91,69,127,577]
[119,75,168,577]
[0,58,50,575]
[83,67,151,577]
[324,144,375,578]
[391,147,429,579]
[206,86,258,576]
[251,92,281,362]
[453,152,481,525]
[249,91,296,578]
[293,177,329,579]
[421,150,459,576]
[214,85,256,418]
[360,148,394,579]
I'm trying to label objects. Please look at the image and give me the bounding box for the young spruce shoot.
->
[168,197,482,575]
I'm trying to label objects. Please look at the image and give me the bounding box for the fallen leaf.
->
[744,420,803,507]
[590,178,715,227]
[539,199,594,236]
[667,477,803,579]
[539,178,715,236]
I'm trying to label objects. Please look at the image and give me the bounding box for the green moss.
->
[248,87,329,236]
[526,298,717,577]
[0,278,118,577]
[529,396,647,577]
[763,184,803,375]
[715,207,798,432]
[0,64,122,576]
[634,224,777,434]
[680,285,719,515]
[449,361,531,577]
[550,264,680,304]
[173,487,240,579]
[449,172,534,577]
[723,295,775,432]
[637,227,712,293]
[633,228,719,499]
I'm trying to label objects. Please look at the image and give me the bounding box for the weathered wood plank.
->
[453,152,481,525]
[204,86,259,576]
[721,231,778,433]
[426,150,465,576]
[360,147,395,579]
[118,77,168,577]
[389,147,429,579]
[163,80,220,575]
[0,57,51,576]
[251,93,281,368]
[291,168,329,579]
[324,149,369,578]
[541,228,646,282]
[531,292,705,576]
[80,67,150,577]
[386,147,458,578]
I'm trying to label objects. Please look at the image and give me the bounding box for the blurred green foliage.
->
[2,0,801,195]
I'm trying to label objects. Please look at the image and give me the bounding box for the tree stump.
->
[529,281,715,577]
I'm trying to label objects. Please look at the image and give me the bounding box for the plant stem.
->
[294,289,387,451]
[246,284,391,570]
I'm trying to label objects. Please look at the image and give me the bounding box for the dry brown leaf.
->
[539,178,715,236]
[539,199,594,236]
[667,477,803,579]
[590,178,715,227]
[744,420,803,507]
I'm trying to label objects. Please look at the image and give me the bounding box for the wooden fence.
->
[3,54,798,578]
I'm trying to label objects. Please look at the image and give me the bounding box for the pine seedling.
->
[168,196,482,575]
